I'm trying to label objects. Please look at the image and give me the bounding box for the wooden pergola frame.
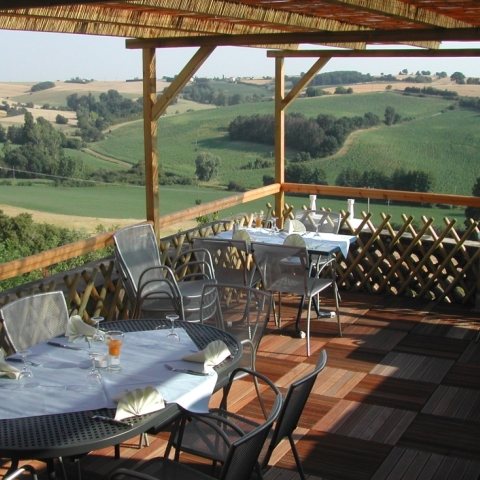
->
[131,42,480,237]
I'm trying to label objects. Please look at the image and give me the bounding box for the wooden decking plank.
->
[399,413,480,461]
[323,344,387,373]
[371,446,407,480]
[346,374,436,411]
[442,363,480,390]
[393,334,469,360]
[287,431,392,480]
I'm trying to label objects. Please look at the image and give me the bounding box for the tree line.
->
[181,79,268,107]
[228,110,382,158]
[66,89,143,142]
[0,210,112,291]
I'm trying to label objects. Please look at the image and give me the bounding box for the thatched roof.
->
[0,1,479,50]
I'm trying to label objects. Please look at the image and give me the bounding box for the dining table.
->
[215,227,357,333]
[215,227,356,259]
[0,318,242,479]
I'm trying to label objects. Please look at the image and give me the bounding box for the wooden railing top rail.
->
[159,184,280,229]
[282,183,480,208]
[1,182,479,283]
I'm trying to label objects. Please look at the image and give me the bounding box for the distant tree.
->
[436,71,448,78]
[401,69,408,75]
[30,81,55,93]
[195,152,221,181]
[55,114,68,125]
[0,124,6,143]
[386,85,392,90]
[384,106,401,126]
[451,72,466,84]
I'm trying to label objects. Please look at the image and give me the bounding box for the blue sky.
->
[1,30,480,82]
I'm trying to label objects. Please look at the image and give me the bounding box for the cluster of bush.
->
[0,210,112,291]
[67,90,143,142]
[228,110,381,158]
[0,101,28,117]
[181,79,267,107]
[30,81,55,92]
[404,86,458,99]
[289,70,373,87]
[240,157,273,170]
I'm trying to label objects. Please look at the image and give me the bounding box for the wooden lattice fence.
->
[0,211,478,321]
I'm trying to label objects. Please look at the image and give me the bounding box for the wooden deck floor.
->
[5,292,480,480]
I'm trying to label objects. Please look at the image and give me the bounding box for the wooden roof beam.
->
[267,48,480,58]
[126,27,480,49]
[0,0,112,7]
[326,0,471,29]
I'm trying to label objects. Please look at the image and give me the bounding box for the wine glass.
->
[87,351,102,385]
[270,217,279,234]
[18,350,39,388]
[165,314,180,340]
[91,316,105,343]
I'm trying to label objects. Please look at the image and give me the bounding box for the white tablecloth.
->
[216,228,354,259]
[0,327,217,419]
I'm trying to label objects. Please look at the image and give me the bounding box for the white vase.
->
[309,195,317,210]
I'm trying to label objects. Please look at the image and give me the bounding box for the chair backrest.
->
[294,210,341,234]
[113,224,163,302]
[199,283,272,369]
[219,368,283,480]
[260,349,328,467]
[192,238,250,286]
[0,291,69,353]
[252,242,310,296]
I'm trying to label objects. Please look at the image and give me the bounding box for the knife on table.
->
[47,341,83,351]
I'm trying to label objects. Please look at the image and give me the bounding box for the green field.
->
[0,184,468,228]
[1,89,478,226]
[90,91,471,192]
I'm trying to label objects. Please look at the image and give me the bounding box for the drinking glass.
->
[91,316,105,343]
[165,314,180,340]
[106,331,124,372]
[18,350,39,388]
[87,351,102,385]
[270,217,279,234]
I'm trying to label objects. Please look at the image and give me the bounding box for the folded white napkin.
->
[182,340,231,368]
[0,349,20,380]
[284,233,306,247]
[114,386,165,421]
[232,229,252,243]
[66,315,101,343]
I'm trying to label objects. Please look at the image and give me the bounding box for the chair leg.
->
[333,283,342,337]
[288,434,306,480]
[306,298,312,357]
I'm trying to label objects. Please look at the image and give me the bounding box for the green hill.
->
[90,90,471,191]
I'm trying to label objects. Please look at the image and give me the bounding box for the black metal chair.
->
[110,368,282,480]
[192,237,260,287]
[4,465,38,480]
[253,242,341,356]
[113,224,215,321]
[0,291,80,480]
[199,283,272,372]
[0,291,69,353]
[164,352,326,480]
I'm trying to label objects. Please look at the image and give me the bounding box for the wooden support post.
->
[274,56,285,226]
[143,47,159,239]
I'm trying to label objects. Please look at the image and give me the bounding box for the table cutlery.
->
[47,341,83,351]
[7,357,42,367]
[164,364,210,376]
[87,411,133,428]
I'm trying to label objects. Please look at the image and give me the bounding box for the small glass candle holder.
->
[105,331,124,372]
